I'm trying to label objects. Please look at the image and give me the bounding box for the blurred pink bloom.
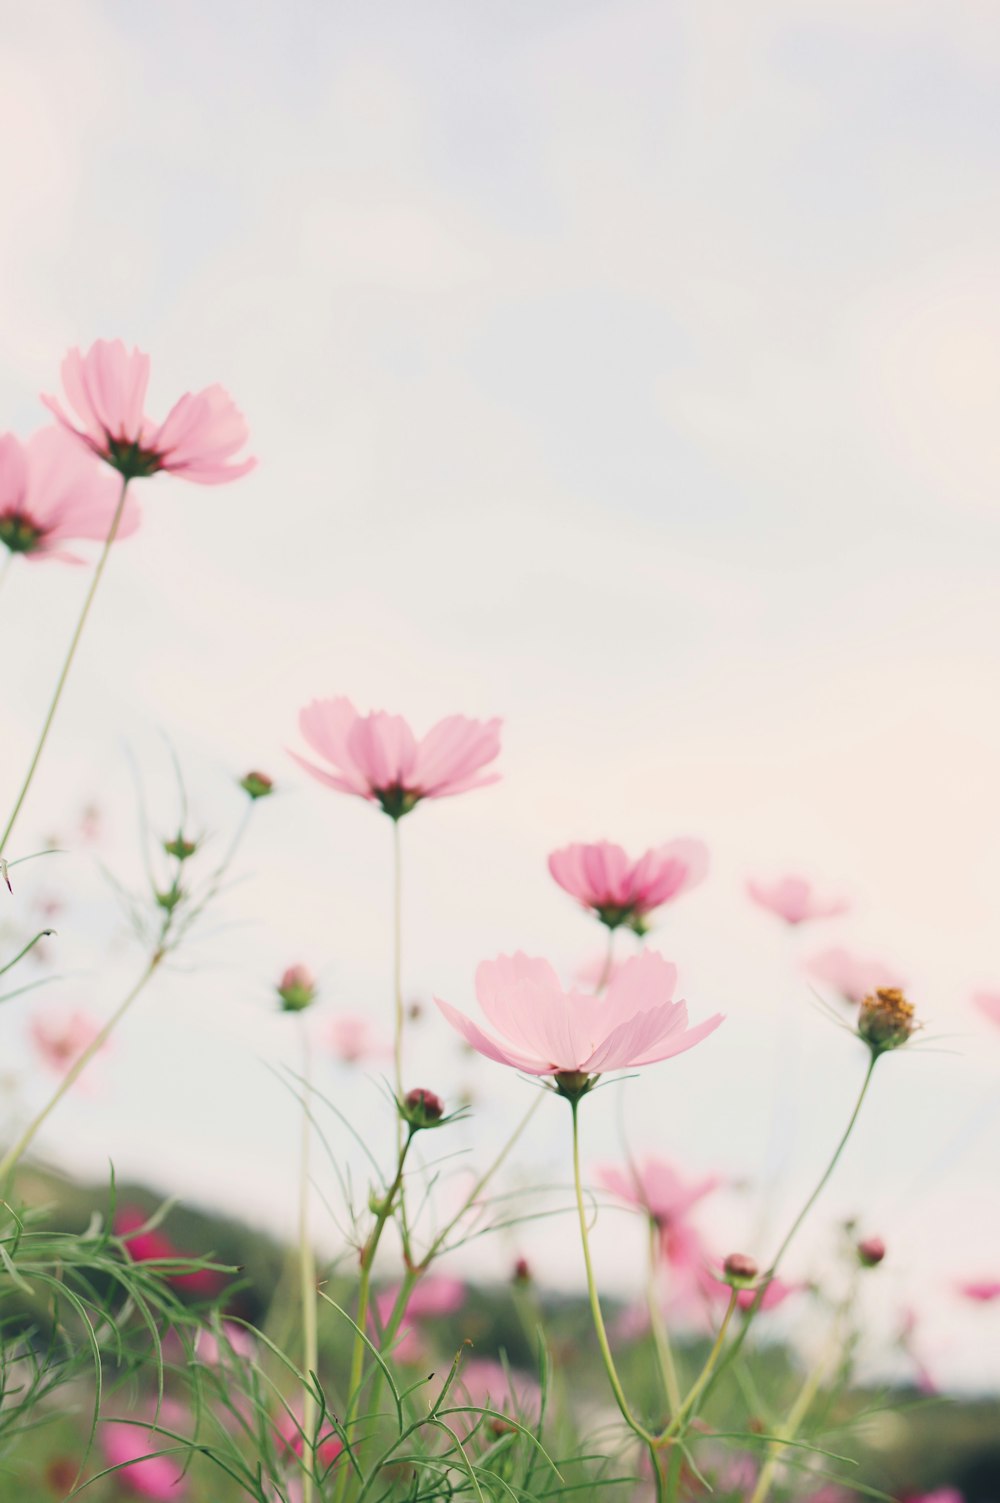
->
[0,427,139,563]
[453,1358,542,1427]
[43,339,255,485]
[435,951,723,1079]
[596,1157,722,1228]
[747,875,849,926]
[101,1400,189,1498]
[30,1010,105,1075]
[957,1279,1000,1303]
[374,1275,466,1362]
[292,697,501,818]
[973,992,1000,1027]
[275,1406,343,1471]
[115,1207,223,1296]
[548,839,708,932]
[899,1306,939,1395]
[704,1267,805,1312]
[327,1013,389,1064]
[903,1493,964,1503]
[573,954,628,989]
[806,947,904,1005]
[195,1322,256,1366]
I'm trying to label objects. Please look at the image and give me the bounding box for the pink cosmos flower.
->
[43,339,255,484]
[548,839,708,933]
[596,1158,722,1229]
[101,1400,189,1499]
[973,992,1000,1028]
[957,1279,1000,1303]
[747,875,849,926]
[374,1275,467,1363]
[194,1321,257,1366]
[275,1406,344,1473]
[806,947,904,1005]
[0,427,140,563]
[453,1358,542,1428]
[292,697,502,818]
[115,1207,223,1296]
[435,950,723,1083]
[327,1013,390,1065]
[30,1010,106,1076]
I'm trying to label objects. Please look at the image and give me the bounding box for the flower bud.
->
[723,1252,759,1287]
[857,1235,886,1268]
[155,884,183,911]
[512,1257,532,1286]
[277,965,316,1013]
[163,834,197,861]
[858,988,917,1055]
[402,1087,444,1129]
[240,771,274,800]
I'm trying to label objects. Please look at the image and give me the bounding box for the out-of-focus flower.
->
[806,947,904,1005]
[858,988,918,1055]
[239,770,274,800]
[115,1206,223,1296]
[902,1491,964,1503]
[374,1275,467,1364]
[275,1405,343,1472]
[857,1236,886,1268]
[704,1264,805,1311]
[327,1013,388,1064]
[436,951,722,1095]
[101,1400,189,1499]
[43,340,255,484]
[512,1256,532,1285]
[291,697,501,819]
[722,1252,759,1286]
[596,1158,721,1229]
[0,427,139,563]
[30,1010,106,1076]
[747,875,849,926]
[277,965,316,1013]
[573,953,628,989]
[453,1357,542,1430]
[973,991,1000,1028]
[957,1279,1000,1303]
[194,1321,256,1366]
[899,1306,939,1395]
[548,839,708,934]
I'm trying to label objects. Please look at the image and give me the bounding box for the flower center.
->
[104,435,163,479]
[0,510,44,554]
[375,784,423,820]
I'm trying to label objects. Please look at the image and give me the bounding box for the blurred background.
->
[0,0,998,1397]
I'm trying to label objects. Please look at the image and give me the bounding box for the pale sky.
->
[1,0,999,1390]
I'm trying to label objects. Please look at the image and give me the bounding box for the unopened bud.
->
[155,884,183,912]
[723,1252,759,1287]
[512,1257,532,1286]
[240,771,274,800]
[163,835,197,861]
[857,1236,886,1268]
[277,965,316,1013]
[402,1087,444,1128]
[858,988,917,1054]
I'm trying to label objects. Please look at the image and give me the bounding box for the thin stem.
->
[423,1093,543,1261]
[646,1219,681,1416]
[745,1349,829,1503]
[344,1135,412,1432]
[299,1026,318,1503]
[570,1101,653,1443]
[0,945,163,1183]
[0,929,55,979]
[596,927,615,993]
[0,476,130,857]
[0,551,13,597]
[392,818,403,1106]
[661,1289,738,1440]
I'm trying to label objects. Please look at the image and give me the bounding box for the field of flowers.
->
[0,338,996,1503]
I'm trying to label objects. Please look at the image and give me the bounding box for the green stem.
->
[570,1101,653,1443]
[596,927,615,993]
[299,1027,318,1503]
[0,944,163,1184]
[745,1350,829,1503]
[646,1219,681,1416]
[0,930,55,979]
[392,818,403,1108]
[661,1289,738,1440]
[0,476,130,858]
[344,1135,412,1432]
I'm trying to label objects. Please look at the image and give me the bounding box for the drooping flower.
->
[806,947,904,1006]
[957,1279,1000,1303]
[292,697,501,818]
[43,339,255,484]
[548,839,708,934]
[747,875,849,926]
[0,427,139,563]
[973,992,1000,1028]
[30,1010,106,1076]
[101,1400,189,1499]
[435,950,723,1094]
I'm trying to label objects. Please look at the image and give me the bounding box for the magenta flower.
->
[435,950,722,1090]
[292,697,502,819]
[806,946,904,1005]
[957,1279,1000,1303]
[548,838,708,933]
[747,875,849,926]
[29,1010,106,1076]
[43,339,255,484]
[101,1401,189,1499]
[973,991,1000,1028]
[0,427,139,563]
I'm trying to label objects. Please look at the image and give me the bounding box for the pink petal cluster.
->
[374,1275,466,1363]
[274,1406,344,1472]
[43,340,255,484]
[973,992,1000,1028]
[548,838,708,931]
[957,1279,1000,1303]
[806,947,904,1004]
[596,1157,722,1229]
[30,1009,106,1075]
[747,875,849,926]
[101,1400,189,1499]
[292,697,502,818]
[115,1207,223,1296]
[435,950,722,1079]
[453,1357,542,1427]
[0,427,140,563]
